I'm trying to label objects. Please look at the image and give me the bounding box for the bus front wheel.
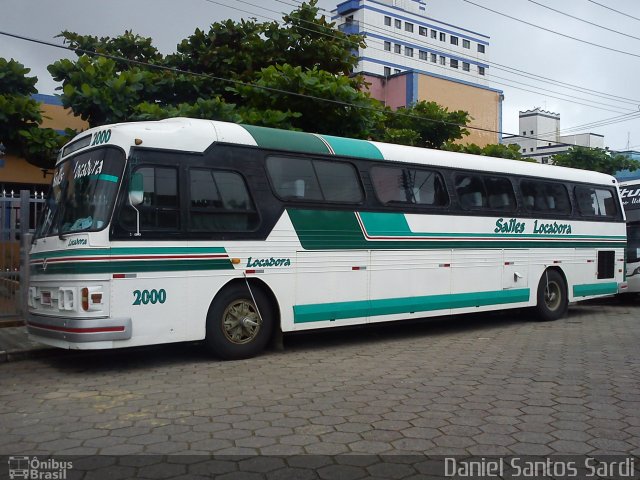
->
[535,269,568,321]
[205,284,273,360]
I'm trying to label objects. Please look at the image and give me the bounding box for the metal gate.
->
[0,190,45,318]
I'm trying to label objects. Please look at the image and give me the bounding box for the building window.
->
[419,50,428,60]
[419,26,428,36]
[463,39,470,49]
[478,44,486,53]
[395,19,401,28]
[439,32,446,42]
[523,131,527,135]
[405,22,414,33]
[439,56,446,65]
[522,149,526,153]
[405,46,413,57]
[450,36,459,46]
[530,148,534,152]
[450,59,458,69]
[478,66,485,75]
[394,68,401,74]
[431,29,437,39]
[384,41,391,51]
[462,62,470,71]
[430,53,437,63]
[541,157,550,164]
[384,16,391,26]
[394,44,401,54]
[530,130,534,134]
[384,66,391,76]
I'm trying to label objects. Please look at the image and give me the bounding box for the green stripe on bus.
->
[288,209,624,250]
[88,173,119,183]
[294,288,531,323]
[241,125,330,155]
[31,246,227,260]
[573,282,618,297]
[358,211,626,240]
[319,135,384,159]
[30,259,234,275]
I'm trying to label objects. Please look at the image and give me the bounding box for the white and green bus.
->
[27,118,626,359]
[620,179,640,293]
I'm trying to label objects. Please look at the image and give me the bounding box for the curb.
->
[0,347,59,363]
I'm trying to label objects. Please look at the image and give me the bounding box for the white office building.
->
[333,0,491,84]
[503,108,605,164]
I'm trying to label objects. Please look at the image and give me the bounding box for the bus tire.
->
[535,269,568,321]
[205,284,273,360]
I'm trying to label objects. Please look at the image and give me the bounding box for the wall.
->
[417,74,500,146]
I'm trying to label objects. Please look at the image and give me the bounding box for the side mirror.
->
[128,173,144,206]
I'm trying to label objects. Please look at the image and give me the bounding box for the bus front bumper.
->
[27,314,132,343]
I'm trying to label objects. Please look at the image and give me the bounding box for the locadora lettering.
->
[67,238,87,247]
[533,220,572,234]
[246,257,291,268]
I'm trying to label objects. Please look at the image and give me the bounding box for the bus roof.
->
[68,117,617,187]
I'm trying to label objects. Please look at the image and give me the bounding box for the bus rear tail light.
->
[81,287,104,312]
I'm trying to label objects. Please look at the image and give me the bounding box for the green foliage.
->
[552,147,640,175]
[233,64,383,138]
[46,1,469,148]
[0,58,70,169]
[443,142,532,161]
[378,101,470,149]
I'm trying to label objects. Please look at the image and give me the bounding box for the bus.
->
[26,118,626,359]
[620,179,640,293]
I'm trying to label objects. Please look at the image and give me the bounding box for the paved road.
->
[1,299,639,477]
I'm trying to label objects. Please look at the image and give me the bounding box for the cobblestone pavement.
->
[0,299,639,475]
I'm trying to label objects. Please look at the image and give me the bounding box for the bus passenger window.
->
[455,174,486,209]
[371,166,447,206]
[575,186,617,217]
[189,169,258,232]
[266,156,363,203]
[485,176,516,211]
[520,180,571,215]
[266,157,322,201]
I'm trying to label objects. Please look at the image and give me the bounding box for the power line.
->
[586,0,640,23]
[221,0,640,111]
[2,28,610,152]
[284,0,640,105]
[527,0,640,42]
[461,0,640,59]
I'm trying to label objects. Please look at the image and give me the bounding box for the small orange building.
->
[0,94,87,194]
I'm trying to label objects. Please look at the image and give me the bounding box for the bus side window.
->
[121,166,180,231]
[521,180,571,215]
[188,168,258,232]
[455,174,486,209]
[575,186,617,218]
[371,166,448,206]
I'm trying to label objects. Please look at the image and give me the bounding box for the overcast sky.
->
[1,0,639,151]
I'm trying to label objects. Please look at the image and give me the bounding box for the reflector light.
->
[81,288,89,311]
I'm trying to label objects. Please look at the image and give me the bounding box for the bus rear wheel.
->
[535,269,568,321]
[205,284,273,360]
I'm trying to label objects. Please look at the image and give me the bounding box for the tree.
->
[46,1,469,147]
[552,146,640,175]
[0,58,70,169]
[377,101,470,149]
[443,142,532,161]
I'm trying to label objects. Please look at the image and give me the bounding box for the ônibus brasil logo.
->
[8,456,72,480]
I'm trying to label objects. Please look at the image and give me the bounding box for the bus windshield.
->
[628,223,640,263]
[36,147,125,239]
